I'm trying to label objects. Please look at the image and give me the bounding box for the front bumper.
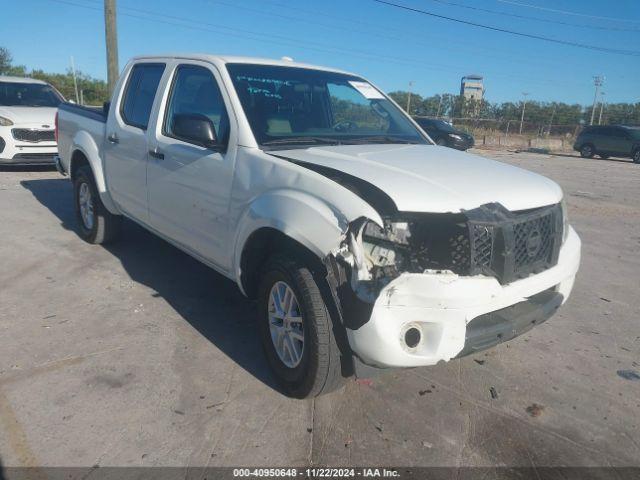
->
[346,226,581,368]
[451,138,474,150]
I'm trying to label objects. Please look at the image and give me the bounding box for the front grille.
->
[378,203,562,285]
[467,203,562,284]
[12,129,55,143]
[513,213,554,269]
[471,224,493,268]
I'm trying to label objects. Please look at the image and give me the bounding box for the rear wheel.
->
[580,144,595,158]
[258,254,343,398]
[74,166,121,244]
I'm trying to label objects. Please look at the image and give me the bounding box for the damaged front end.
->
[325,202,564,331]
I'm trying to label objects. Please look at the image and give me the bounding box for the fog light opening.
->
[404,327,421,349]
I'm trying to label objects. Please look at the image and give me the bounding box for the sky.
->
[2,0,640,105]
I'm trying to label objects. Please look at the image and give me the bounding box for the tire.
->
[580,144,595,158]
[74,166,121,244]
[633,149,640,164]
[258,254,343,398]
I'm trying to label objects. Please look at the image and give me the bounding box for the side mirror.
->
[172,113,219,149]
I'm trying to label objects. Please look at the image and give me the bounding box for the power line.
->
[203,0,595,75]
[495,0,640,25]
[372,0,640,56]
[38,0,587,91]
[425,0,640,32]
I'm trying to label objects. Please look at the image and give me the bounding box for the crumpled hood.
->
[0,106,57,126]
[272,144,562,213]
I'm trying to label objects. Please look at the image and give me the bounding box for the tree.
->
[0,47,12,74]
[0,46,108,104]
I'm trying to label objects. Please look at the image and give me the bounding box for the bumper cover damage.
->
[326,215,580,369]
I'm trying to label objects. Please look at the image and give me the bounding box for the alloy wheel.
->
[267,281,305,368]
[78,182,94,230]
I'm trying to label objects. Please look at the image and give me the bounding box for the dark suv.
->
[573,125,640,163]
[413,117,474,150]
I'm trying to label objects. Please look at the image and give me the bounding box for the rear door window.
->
[120,63,166,130]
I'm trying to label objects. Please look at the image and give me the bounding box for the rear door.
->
[104,62,166,221]
[146,61,237,271]
[610,127,634,155]
[595,127,617,154]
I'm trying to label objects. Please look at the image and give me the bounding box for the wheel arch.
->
[69,131,119,214]
[233,189,348,298]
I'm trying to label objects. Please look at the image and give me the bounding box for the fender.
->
[232,188,381,295]
[70,130,119,214]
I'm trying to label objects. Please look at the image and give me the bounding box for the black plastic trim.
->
[456,288,563,358]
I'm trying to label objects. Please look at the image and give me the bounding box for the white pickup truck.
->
[56,54,581,398]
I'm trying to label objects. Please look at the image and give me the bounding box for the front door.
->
[104,62,166,222]
[147,62,236,271]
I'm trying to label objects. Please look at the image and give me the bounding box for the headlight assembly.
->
[0,116,14,126]
[361,220,411,270]
[448,133,463,140]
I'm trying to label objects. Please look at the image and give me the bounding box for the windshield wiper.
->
[262,137,341,147]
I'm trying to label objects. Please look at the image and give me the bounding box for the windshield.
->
[0,82,63,107]
[226,64,428,148]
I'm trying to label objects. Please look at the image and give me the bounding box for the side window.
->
[611,128,628,138]
[163,65,229,145]
[121,63,165,130]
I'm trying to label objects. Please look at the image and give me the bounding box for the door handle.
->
[148,147,164,160]
[107,133,119,144]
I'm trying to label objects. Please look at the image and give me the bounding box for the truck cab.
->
[56,55,581,398]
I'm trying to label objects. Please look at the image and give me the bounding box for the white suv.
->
[0,76,63,165]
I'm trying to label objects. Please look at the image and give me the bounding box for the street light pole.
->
[598,92,606,125]
[406,81,414,114]
[590,75,603,125]
[519,92,529,135]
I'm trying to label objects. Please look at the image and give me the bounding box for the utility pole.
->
[547,104,556,136]
[70,56,79,103]
[598,92,606,125]
[104,0,119,96]
[436,94,443,118]
[519,92,529,135]
[590,75,603,125]
[405,81,414,114]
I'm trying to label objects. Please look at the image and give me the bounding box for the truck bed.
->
[58,102,108,123]
[57,102,108,175]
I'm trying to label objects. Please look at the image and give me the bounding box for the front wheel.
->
[580,144,595,158]
[633,149,640,164]
[74,166,121,244]
[258,255,343,398]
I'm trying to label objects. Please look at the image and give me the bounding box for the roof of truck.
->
[130,54,356,76]
[0,75,49,84]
